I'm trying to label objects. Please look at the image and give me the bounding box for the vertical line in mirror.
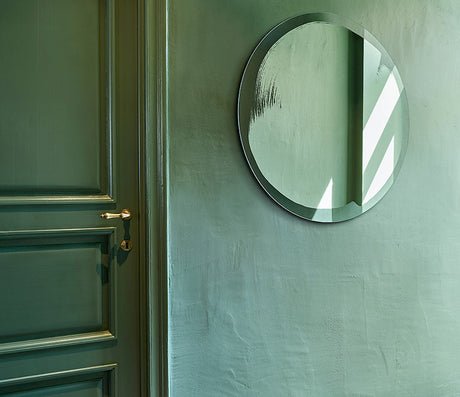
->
[346,31,364,207]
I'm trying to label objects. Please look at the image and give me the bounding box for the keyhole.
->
[120,240,133,252]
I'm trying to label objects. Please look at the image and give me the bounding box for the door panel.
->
[0,228,115,354]
[0,0,141,395]
[0,0,113,204]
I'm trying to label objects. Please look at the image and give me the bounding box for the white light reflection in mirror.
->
[362,69,401,172]
[317,178,333,209]
[364,137,394,204]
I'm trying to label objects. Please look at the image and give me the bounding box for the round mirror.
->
[238,13,409,222]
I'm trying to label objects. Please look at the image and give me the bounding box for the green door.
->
[0,1,143,395]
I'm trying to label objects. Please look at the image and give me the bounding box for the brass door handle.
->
[100,209,132,220]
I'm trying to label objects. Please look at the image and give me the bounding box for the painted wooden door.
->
[0,0,143,395]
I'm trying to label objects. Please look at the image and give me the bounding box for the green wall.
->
[166,1,460,395]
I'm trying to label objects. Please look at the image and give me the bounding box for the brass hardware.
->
[100,209,132,221]
[120,240,133,252]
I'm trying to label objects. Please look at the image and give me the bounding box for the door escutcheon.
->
[120,240,133,252]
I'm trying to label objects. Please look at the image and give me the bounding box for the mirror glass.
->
[238,14,409,222]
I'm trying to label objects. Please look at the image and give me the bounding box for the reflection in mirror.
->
[238,13,409,222]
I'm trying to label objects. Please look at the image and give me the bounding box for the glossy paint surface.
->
[167,0,460,396]
[0,0,102,194]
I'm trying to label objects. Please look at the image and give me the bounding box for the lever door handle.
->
[100,209,132,220]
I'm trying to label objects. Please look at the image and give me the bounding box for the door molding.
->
[0,364,117,394]
[141,0,168,395]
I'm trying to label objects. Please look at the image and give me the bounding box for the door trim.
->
[0,364,117,395]
[141,0,168,395]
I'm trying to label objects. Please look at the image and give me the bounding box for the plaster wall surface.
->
[166,1,460,395]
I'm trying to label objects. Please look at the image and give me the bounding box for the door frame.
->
[141,0,168,395]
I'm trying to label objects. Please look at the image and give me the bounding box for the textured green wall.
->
[166,1,460,395]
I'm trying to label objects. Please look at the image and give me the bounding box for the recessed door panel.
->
[0,0,113,202]
[0,229,114,349]
[8,380,104,397]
